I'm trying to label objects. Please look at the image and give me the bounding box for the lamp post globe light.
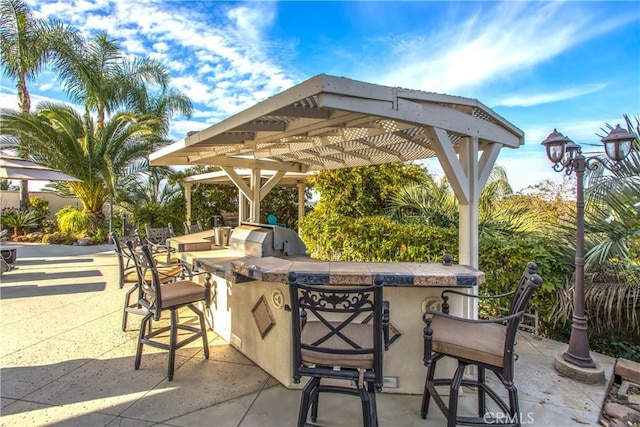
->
[541,124,635,383]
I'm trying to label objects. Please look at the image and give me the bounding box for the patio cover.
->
[150,74,524,268]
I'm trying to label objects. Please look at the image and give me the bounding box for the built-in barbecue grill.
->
[229,222,307,257]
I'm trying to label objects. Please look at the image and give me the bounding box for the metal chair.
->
[421,262,543,427]
[112,231,184,331]
[142,224,177,264]
[127,242,211,381]
[183,220,203,234]
[111,231,139,290]
[287,272,389,427]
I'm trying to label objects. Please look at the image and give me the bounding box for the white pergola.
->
[150,74,524,268]
[182,169,313,227]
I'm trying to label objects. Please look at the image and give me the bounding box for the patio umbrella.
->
[0,155,81,182]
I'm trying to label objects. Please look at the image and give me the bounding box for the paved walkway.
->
[0,243,615,426]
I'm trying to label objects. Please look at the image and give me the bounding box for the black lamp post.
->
[108,182,123,243]
[541,125,635,372]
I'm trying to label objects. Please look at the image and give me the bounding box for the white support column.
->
[458,136,479,269]
[457,136,479,323]
[250,168,261,222]
[238,191,245,224]
[297,182,305,226]
[184,182,192,225]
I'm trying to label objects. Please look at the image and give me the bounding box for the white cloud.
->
[369,2,634,94]
[0,88,67,111]
[21,0,297,129]
[493,84,607,107]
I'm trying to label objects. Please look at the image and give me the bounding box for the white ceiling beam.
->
[243,112,364,147]
[189,155,309,173]
[269,105,331,119]
[359,139,405,160]
[397,88,525,139]
[319,93,521,148]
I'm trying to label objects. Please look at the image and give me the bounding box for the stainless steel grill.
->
[229,222,307,257]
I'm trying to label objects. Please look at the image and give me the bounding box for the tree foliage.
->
[309,162,431,217]
[0,102,158,213]
[170,166,238,227]
[0,0,81,209]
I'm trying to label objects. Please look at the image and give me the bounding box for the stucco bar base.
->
[185,251,484,395]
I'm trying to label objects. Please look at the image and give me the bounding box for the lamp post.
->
[541,125,635,380]
[108,193,114,243]
[108,182,123,243]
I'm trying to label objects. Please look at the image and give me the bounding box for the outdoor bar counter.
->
[169,226,484,394]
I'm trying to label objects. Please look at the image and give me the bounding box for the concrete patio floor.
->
[0,243,615,426]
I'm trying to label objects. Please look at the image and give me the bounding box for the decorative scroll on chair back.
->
[138,225,178,265]
[183,220,203,234]
[144,224,174,245]
[421,262,543,427]
[126,242,162,319]
[287,272,389,427]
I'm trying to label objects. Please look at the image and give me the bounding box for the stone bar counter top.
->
[178,248,485,288]
[227,257,484,287]
[168,229,219,252]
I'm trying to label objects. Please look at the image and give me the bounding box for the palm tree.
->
[129,86,193,141]
[580,115,640,272]
[386,165,545,237]
[386,174,457,227]
[0,102,158,213]
[117,165,185,230]
[0,0,80,209]
[52,31,191,131]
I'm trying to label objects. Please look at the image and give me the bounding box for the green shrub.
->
[56,206,93,238]
[42,232,74,245]
[90,227,108,244]
[1,209,40,237]
[41,219,58,234]
[29,196,49,225]
[300,212,458,262]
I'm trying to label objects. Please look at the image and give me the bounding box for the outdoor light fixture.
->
[541,124,635,379]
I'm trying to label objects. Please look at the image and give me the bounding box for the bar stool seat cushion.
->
[124,265,183,283]
[161,281,205,308]
[429,316,506,368]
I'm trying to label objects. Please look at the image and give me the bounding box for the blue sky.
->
[1,0,639,192]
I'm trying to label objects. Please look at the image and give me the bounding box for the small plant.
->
[42,232,74,245]
[56,206,93,238]
[90,227,108,244]
[1,209,41,237]
[41,219,58,234]
[29,196,50,226]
